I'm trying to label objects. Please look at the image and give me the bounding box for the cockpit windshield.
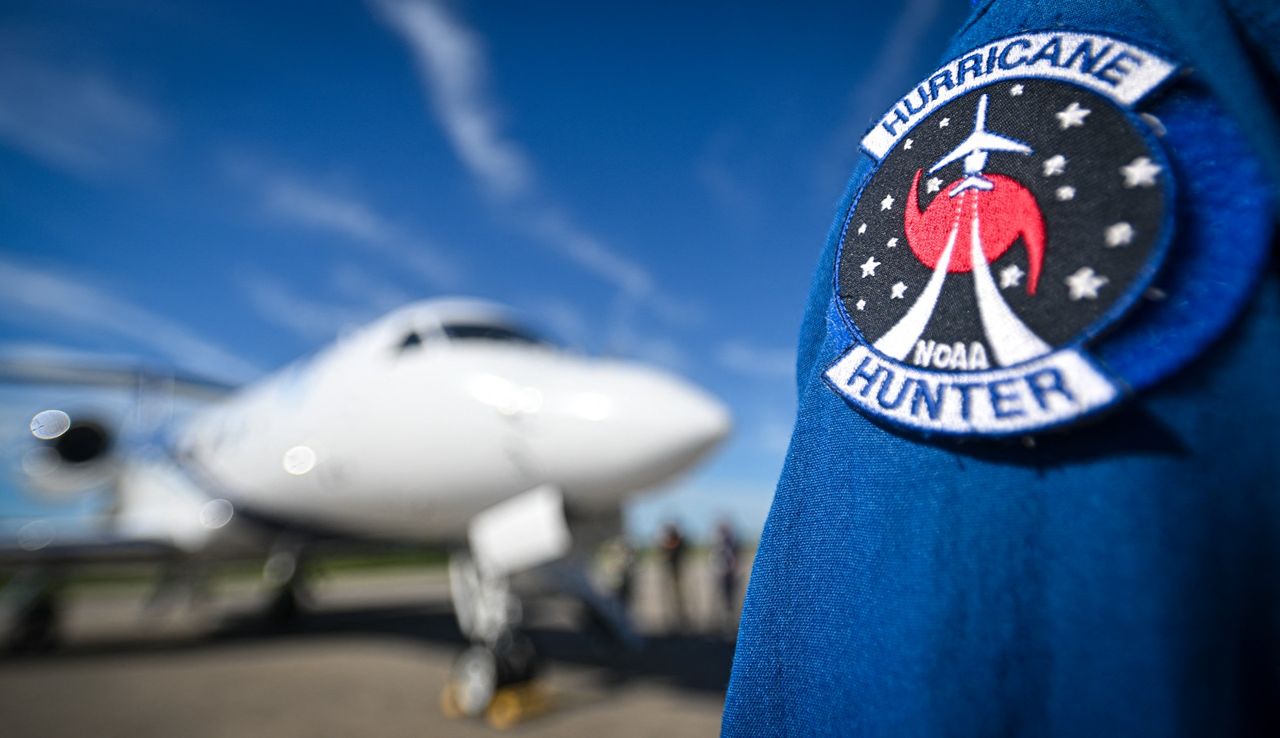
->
[394,319,555,355]
[440,323,549,346]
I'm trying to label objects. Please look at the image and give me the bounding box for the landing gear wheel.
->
[442,632,543,722]
[492,629,538,684]
[447,645,498,718]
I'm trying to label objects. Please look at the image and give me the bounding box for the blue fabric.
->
[722,1,1280,735]
[1147,0,1280,202]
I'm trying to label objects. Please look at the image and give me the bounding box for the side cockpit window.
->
[398,330,424,352]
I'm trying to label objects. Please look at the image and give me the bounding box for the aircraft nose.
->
[518,363,732,501]
[604,369,732,487]
[654,378,732,459]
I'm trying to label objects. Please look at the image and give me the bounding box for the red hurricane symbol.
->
[903,169,1046,294]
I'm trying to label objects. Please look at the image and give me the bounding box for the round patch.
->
[823,32,1179,436]
[841,80,1170,360]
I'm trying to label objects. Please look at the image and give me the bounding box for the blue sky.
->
[0,0,968,539]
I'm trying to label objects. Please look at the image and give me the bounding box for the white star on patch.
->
[1056,101,1091,129]
[1010,83,1024,96]
[1055,185,1076,201]
[999,263,1024,289]
[880,194,894,211]
[939,117,950,128]
[860,255,881,278]
[890,282,908,299]
[1105,222,1135,247]
[855,298,866,311]
[1121,156,1161,187]
[1042,154,1067,176]
[1065,267,1108,300]
[904,138,913,150]
[857,222,867,235]
[926,177,943,194]
[886,237,898,248]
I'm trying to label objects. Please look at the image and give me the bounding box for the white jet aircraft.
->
[0,298,731,716]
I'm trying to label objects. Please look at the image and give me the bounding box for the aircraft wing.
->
[927,132,1032,174]
[973,132,1032,155]
[927,145,970,174]
[0,354,236,400]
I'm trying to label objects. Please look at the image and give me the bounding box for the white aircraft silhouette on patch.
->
[929,94,1033,196]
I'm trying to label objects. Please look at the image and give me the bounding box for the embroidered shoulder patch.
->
[825,32,1178,436]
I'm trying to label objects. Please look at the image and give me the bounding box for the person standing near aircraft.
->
[724,0,1280,735]
[708,520,741,633]
[601,537,637,611]
[657,522,688,632]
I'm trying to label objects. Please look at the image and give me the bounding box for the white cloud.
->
[859,0,943,108]
[624,333,689,371]
[602,316,690,370]
[0,257,261,382]
[528,210,653,298]
[265,177,398,244]
[755,417,795,455]
[239,265,423,343]
[0,53,166,177]
[238,272,379,342]
[696,130,765,221]
[715,340,795,380]
[372,0,530,199]
[818,0,944,186]
[225,157,463,290]
[0,341,139,366]
[520,296,591,349]
[329,263,416,313]
[373,0,698,325]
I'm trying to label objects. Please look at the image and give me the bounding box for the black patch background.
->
[838,80,1168,361]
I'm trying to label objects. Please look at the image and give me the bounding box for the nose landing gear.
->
[444,554,549,728]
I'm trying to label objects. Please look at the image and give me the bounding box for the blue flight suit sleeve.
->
[722,1,1279,736]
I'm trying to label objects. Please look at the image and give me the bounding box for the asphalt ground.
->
[0,557,745,737]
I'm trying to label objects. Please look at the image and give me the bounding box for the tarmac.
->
[0,556,744,737]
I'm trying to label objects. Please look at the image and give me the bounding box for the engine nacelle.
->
[49,419,112,464]
[22,417,119,499]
